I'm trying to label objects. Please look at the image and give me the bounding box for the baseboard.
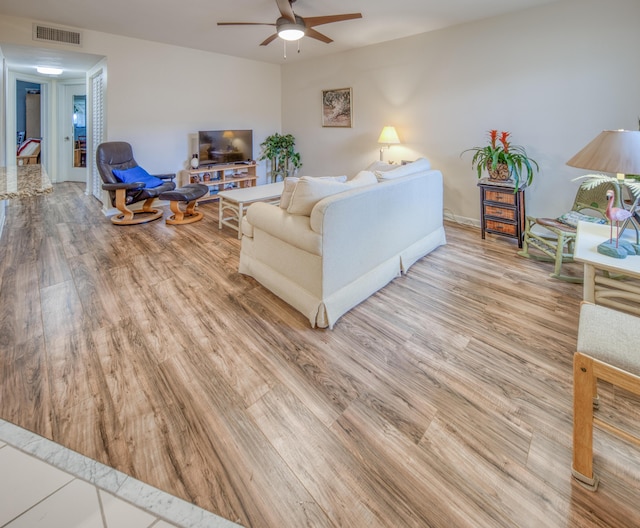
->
[444,210,480,229]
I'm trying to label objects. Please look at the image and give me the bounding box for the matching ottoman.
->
[159,183,208,225]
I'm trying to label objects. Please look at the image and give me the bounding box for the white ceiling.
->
[0,0,560,76]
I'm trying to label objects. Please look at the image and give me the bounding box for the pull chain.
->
[282,40,301,59]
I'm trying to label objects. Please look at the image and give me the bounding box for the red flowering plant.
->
[462,129,539,189]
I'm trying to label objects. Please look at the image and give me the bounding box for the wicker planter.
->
[487,162,511,181]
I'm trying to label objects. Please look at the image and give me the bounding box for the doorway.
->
[16,80,41,144]
[60,83,87,182]
[6,72,50,172]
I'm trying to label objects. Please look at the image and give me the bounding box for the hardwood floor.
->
[1,182,639,527]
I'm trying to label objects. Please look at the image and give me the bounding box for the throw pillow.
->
[366,161,397,173]
[556,211,607,228]
[287,176,350,216]
[112,166,164,188]
[279,177,299,210]
[304,175,348,183]
[347,170,378,187]
[375,157,432,181]
[279,175,347,210]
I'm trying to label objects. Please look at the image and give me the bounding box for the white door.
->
[61,83,87,182]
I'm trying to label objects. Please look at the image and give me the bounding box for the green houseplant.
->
[258,133,302,182]
[462,130,539,189]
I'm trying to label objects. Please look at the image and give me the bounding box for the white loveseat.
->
[239,158,446,328]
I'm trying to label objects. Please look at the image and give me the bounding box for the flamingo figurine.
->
[605,189,632,248]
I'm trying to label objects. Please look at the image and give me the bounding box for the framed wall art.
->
[321,87,353,128]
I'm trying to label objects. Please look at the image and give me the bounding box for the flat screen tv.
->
[197,129,253,166]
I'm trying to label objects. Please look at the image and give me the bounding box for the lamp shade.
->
[378,126,400,145]
[567,130,640,175]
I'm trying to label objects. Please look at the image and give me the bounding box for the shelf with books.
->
[178,162,257,202]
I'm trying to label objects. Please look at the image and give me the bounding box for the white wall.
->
[281,0,640,223]
[0,14,282,183]
[0,53,6,236]
[1,0,639,221]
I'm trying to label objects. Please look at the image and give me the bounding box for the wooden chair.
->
[517,181,622,282]
[573,303,640,491]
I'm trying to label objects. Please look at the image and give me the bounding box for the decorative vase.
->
[190,154,199,169]
[487,162,511,181]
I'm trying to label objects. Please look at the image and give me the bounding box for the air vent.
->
[33,23,82,46]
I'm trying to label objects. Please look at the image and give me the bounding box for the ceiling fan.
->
[217,0,363,46]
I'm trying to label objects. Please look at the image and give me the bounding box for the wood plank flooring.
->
[1,182,640,527]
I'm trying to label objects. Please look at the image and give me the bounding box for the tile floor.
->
[0,419,240,528]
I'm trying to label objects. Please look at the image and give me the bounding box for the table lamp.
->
[378,126,400,161]
[567,129,640,181]
[567,129,640,258]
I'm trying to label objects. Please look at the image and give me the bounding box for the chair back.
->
[573,181,622,217]
[96,142,139,186]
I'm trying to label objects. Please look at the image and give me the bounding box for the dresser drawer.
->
[486,219,517,236]
[478,179,525,247]
[485,189,516,205]
[485,205,516,221]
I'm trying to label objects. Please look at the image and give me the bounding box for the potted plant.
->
[462,129,539,189]
[258,133,302,182]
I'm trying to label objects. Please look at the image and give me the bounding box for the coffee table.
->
[574,221,640,316]
[218,181,284,238]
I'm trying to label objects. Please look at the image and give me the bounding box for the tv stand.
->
[178,162,257,202]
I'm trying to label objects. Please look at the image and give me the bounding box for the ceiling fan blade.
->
[260,33,279,46]
[305,27,333,44]
[303,13,362,28]
[218,22,275,26]
[275,0,296,23]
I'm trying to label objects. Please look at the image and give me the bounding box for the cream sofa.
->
[239,158,446,328]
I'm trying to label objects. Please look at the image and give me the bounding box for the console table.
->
[0,165,53,200]
[478,178,526,247]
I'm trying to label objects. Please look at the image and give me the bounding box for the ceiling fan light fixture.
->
[278,24,304,40]
[276,15,305,41]
[277,23,305,41]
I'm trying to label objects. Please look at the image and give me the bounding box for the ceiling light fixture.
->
[276,16,305,41]
[36,66,63,75]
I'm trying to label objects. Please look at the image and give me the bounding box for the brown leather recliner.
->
[96,141,176,225]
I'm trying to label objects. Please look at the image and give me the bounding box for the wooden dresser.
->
[477,178,526,247]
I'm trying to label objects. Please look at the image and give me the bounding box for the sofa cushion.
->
[279,175,347,210]
[112,166,164,188]
[375,157,432,181]
[287,177,350,216]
